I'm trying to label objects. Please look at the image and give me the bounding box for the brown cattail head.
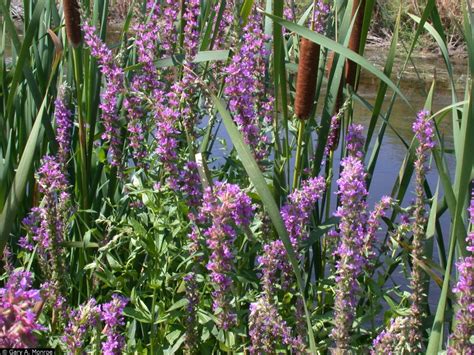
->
[63,0,82,48]
[295,38,320,120]
[325,0,366,117]
[346,0,366,88]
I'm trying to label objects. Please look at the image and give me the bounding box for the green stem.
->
[292,119,306,190]
[72,47,89,211]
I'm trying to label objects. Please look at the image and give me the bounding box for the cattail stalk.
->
[63,0,82,47]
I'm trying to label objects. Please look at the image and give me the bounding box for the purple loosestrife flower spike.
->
[224,10,273,162]
[257,240,293,294]
[365,196,392,265]
[19,156,71,285]
[83,23,124,172]
[371,317,411,354]
[54,86,73,168]
[199,182,254,329]
[183,0,200,60]
[448,190,474,354]
[281,176,326,251]
[0,271,45,347]
[311,0,330,33]
[100,294,128,355]
[249,297,305,354]
[62,298,99,352]
[330,124,391,350]
[211,0,233,50]
[408,110,435,349]
[184,273,199,351]
[179,161,203,208]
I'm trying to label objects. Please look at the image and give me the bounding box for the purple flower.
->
[448,190,474,354]
[311,0,330,33]
[257,240,293,294]
[0,271,45,348]
[331,124,390,350]
[211,1,233,50]
[83,23,124,171]
[62,298,99,352]
[100,294,128,355]
[281,177,326,250]
[20,156,70,282]
[408,110,435,349]
[54,86,73,168]
[345,124,365,158]
[248,296,305,354]
[324,115,340,157]
[224,11,273,162]
[178,161,203,208]
[184,273,199,351]
[199,182,254,329]
[183,0,200,60]
[371,316,410,354]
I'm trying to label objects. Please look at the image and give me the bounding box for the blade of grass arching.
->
[240,0,255,26]
[408,13,460,155]
[364,5,400,154]
[265,13,413,108]
[211,95,317,352]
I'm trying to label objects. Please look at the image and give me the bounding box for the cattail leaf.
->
[240,0,255,26]
[210,94,318,352]
[0,92,49,250]
[264,11,412,110]
[1,0,46,117]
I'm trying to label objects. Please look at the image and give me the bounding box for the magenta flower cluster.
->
[54,87,73,167]
[281,176,326,249]
[100,294,128,355]
[331,124,391,350]
[62,294,128,354]
[62,298,99,352]
[312,0,330,33]
[198,182,254,329]
[448,191,474,354]
[0,271,45,347]
[19,156,70,281]
[249,177,326,352]
[248,296,305,354]
[83,23,124,171]
[224,11,273,161]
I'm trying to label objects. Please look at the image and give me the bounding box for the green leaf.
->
[263,11,412,109]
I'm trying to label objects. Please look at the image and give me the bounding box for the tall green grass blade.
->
[0,90,50,250]
[265,12,412,109]
[240,0,255,25]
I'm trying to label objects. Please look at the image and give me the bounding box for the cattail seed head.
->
[63,0,82,47]
[295,38,320,120]
[346,0,365,88]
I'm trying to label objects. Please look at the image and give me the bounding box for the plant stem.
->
[292,119,306,190]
